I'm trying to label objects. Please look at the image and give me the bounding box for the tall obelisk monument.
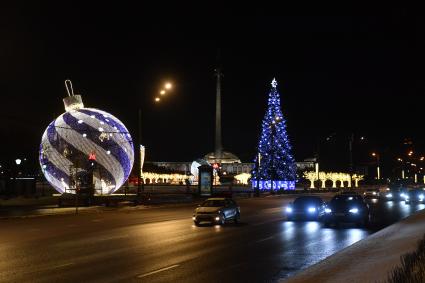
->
[214,67,223,160]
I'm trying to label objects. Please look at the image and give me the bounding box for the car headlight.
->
[373,192,377,195]
[308,207,316,213]
[419,194,424,200]
[386,193,393,198]
[325,208,332,213]
[349,208,359,214]
[286,207,293,213]
[400,193,405,198]
[215,216,220,221]
[192,216,196,220]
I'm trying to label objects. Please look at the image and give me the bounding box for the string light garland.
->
[251,79,296,190]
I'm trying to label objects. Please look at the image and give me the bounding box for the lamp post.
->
[255,152,261,197]
[137,82,174,197]
[315,133,336,185]
[372,152,380,180]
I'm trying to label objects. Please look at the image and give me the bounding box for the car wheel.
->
[356,220,364,228]
[234,213,240,224]
[220,213,225,225]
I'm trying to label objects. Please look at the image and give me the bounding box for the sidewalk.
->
[281,208,425,283]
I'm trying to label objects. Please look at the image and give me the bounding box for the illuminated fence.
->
[303,171,364,189]
[142,172,189,184]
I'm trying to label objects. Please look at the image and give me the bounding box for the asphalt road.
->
[0,194,424,283]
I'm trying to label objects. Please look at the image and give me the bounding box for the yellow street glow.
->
[165,83,172,89]
[155,97,160,102]
[160,90,166,95]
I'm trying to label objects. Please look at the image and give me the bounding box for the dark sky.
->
[1,4,424,171]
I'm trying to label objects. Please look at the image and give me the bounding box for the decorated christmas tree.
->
[252,78,296,191]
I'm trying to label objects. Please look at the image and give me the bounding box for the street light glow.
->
[160,90,166,95]
[15,159,22,165]
[155,97,160,102]
[372,153,376,157]
[165,82,172,89]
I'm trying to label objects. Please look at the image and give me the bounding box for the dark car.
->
[192,198,240,226]
[384,187,408,201]
[323,194,370,227]
[405,189,425,204]
[363,188,380,198]
[285,196,326,221]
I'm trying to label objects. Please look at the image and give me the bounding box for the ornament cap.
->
[63,95,84,111]
[63,79,84,111]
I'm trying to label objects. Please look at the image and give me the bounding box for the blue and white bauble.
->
[39,107,134,194]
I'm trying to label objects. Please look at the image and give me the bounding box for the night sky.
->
[1,4,424,172]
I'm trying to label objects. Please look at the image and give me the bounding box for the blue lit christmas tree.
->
[252,78,296,191]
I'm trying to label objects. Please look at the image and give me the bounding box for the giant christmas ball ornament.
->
[39,91,134,195]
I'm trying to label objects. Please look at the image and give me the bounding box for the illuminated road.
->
[0,195,423,283]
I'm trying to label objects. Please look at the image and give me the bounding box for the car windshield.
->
[331,195,362,203]
[201,200,226,207]
[294,197,320,206]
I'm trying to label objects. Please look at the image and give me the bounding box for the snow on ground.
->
[281,209,425,283]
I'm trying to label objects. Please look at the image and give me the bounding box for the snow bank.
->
[281,209,425,283]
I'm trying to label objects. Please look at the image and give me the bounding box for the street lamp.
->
[255,152,261,197]
[137,81,174,197]
[372,152,380,180]
[397,157,405,179]
[315,132,336,182]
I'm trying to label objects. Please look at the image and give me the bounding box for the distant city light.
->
[15,159,22,165]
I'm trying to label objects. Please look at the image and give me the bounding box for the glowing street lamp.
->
[15,159,22,165]
[371,152,380,180]
[155,97,160,102]
[165,82,172,90]
[160,90,166,95]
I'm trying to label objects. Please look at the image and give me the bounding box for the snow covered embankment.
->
[282,209,425,283]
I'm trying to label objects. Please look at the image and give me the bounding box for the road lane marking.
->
[255,236,274,243]
[49,262,74,270]
[137,264,180,278]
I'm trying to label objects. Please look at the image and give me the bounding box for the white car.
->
[193,198,240,226]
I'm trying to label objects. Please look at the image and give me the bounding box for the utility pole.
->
[348,133,354,187]
[255,152,261,197]
[137,108,143,197]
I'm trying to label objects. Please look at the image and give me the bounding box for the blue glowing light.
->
[252,180,295,190]
[251,79,296,190]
